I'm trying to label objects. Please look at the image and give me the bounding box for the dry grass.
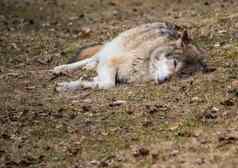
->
[0,0,238,168]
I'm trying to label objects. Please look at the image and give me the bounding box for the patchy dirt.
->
[0,0,238,168]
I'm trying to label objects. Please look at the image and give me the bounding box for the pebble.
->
[109,100,127,107]
[82,98,93,103]
[214,42,221,47]
[211,106,219,112]
[191,96,202,103]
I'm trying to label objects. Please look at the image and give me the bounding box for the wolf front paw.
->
[55,81,81,92]
[55,82,72,92]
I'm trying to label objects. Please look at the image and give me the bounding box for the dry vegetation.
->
[0,0,238,168]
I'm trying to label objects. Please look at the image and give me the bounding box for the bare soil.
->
[0,0,238,168]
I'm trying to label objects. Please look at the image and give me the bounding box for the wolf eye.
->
[173,59,177,68]
[165,53,172,58]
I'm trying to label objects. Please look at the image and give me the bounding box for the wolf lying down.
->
[51,22,208,91]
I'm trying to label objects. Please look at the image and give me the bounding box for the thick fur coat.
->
[51,22,207,91]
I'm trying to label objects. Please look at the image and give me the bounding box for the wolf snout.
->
[157,76,170,84]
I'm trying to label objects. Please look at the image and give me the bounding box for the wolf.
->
[51,22,207,92]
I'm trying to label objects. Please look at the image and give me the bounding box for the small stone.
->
[218,30,227,34]
[169,123,180,131]
[193,129,203,137]
[90,160,99,165]
[109,100,127,107]
[211,107,219,112]
[25,86,36,90]
[191,96,202,103]
[214,42,221,47]
[112,10,119,16]
[69,16,79,21]
[82,98,93,103]
[11,43,20,50]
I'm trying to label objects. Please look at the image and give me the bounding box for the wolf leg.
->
[56,64,116,91]
[51,56,97,74]
[96,63,117,89]
[56,78,98,92]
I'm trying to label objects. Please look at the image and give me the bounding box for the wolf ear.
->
[176,30,191,48]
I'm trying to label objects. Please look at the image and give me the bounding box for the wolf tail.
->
[67,43,102,64]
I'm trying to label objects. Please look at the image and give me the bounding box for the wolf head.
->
[150,30,208,83]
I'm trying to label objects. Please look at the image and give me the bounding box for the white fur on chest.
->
[97,40,124,63]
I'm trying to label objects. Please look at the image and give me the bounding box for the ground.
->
[0,0,238,168]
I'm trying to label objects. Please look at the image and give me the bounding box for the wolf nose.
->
[157,76,169,84]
